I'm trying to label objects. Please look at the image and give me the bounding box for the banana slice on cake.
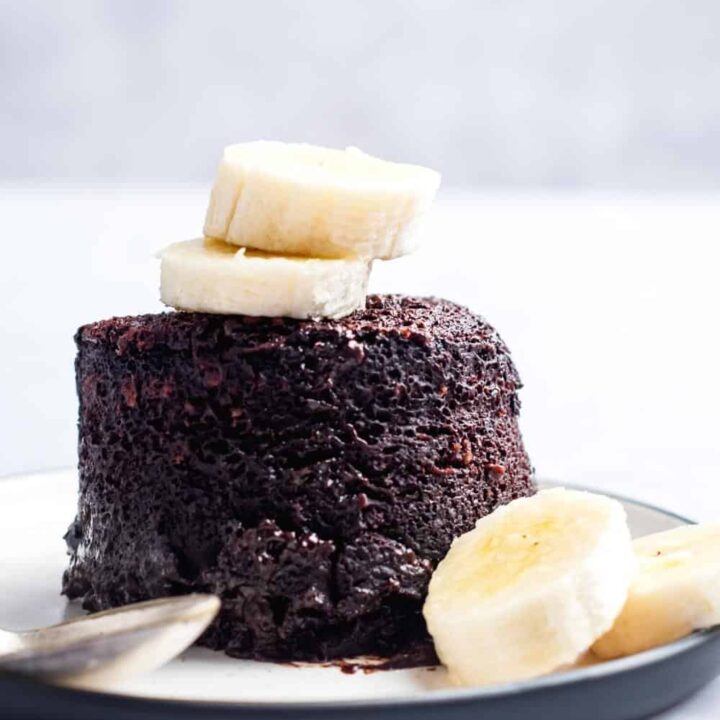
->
[592,524,720,659]
[203,141,441,259]
[160,238,371,319]
[423,488,635,687]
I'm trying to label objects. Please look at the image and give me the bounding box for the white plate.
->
[0,470,716,720]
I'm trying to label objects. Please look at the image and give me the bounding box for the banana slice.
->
[203,141,441,259]
[160,238,371,319]
[423,488,635,687]
[592,524,720,659]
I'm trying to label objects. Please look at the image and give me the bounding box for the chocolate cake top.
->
[77,295,516,370]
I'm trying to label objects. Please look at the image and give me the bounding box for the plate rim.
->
[0,468,713,715]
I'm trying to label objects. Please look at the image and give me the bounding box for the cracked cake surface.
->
[63,294,534,662]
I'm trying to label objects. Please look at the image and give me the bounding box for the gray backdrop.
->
[2,0,720,187]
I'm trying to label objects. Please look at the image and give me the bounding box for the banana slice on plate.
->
[160,238,371,319]
[203,141,441,259]
[592,524,720,659]
[423,488,635,687]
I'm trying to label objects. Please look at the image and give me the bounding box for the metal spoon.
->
[0,594,220,687]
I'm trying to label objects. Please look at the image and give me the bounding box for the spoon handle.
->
[0,595,220,685]
[0,625,157,677]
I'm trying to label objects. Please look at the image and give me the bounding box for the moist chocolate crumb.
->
[63,294,534,663]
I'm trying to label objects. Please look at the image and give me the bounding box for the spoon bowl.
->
[0,594,220,687]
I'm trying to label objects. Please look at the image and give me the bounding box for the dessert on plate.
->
[62,142,535,663]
